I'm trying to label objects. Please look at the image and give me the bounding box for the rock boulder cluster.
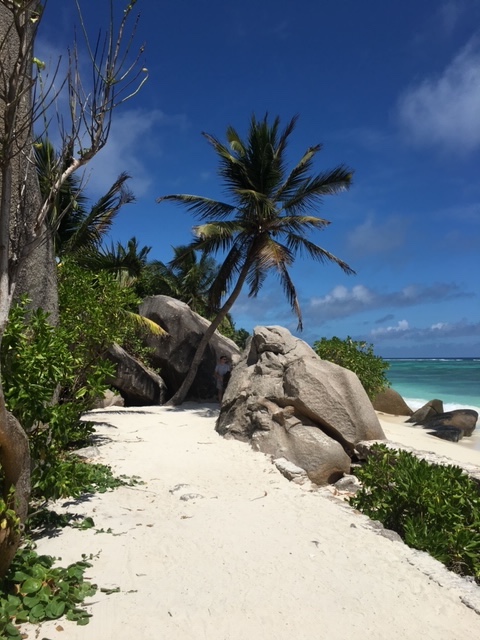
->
[139,296,240,400]
[216,326,385,485]
[101,296,476,482]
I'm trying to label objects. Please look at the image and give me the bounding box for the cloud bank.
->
[397,39,480,152]
[306,282,470,323]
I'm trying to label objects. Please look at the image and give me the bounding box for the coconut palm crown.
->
[157,113,355,404]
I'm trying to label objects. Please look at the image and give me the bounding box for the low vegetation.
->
[350,444,480,583]
[0,262,148,635]
[0,548,96,638]
[313,336,390,400]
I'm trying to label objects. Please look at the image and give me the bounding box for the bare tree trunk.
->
[0,1,40,579]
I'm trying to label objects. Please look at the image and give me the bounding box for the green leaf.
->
[21,577,43,594]
[11,571,30,582]
[45,599,66,619]
[3,622,21,638]
[22,594,41,609]
[28,603,46,623]
[79,516,95,529]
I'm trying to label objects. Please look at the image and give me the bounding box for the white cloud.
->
[306,282,470,323]
[370,318,480,343]
[397,38,480,151]
[371,320,409,337]
[431,322,448,330]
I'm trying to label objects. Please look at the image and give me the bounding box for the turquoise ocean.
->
[386,358,480,452]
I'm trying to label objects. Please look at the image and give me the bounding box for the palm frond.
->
[276,262,303,330]
[226,125,246,156]
[76,236,151,277]
[282,165,353,215]
[274,144,322,202]
[124,310,167,336]
[65,172,134,254]
[208,242,245,310]
[157,194,235,221]
[286,234,355,274]
[245,257,268,298]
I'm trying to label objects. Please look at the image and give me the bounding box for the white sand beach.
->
[21,404,480,640]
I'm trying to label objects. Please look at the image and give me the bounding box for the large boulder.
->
[372,388,413,416]
[418,409,478,438]
[406,399,444,424]
[216,326,385,485]
[139,296,240,400]
[105,343,168,406]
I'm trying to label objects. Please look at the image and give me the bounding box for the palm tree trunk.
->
[166,259,251,406]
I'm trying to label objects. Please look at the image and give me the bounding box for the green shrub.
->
[31,456,141,503]
[350,444,480,582]
[1,261,151,501]
[0,546,96,637]
[57,260,151,395]
[313,336,390,399]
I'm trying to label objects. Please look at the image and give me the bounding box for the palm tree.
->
[157,114,355,405]
[139,245,219,314]
[76,236,152,278]
[34,138,135,257]
[35,140,164,337]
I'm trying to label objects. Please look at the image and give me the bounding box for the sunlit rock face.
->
[216,325,385,485]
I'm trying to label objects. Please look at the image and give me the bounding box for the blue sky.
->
[38,0,480,357]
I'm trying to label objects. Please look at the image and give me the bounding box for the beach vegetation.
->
[0,546,96,637]
[1,262,149,502]
[0,0,147,577]
[313,336,390,400]
[351,444,480,583]
[157,113,354,404]
[136,244,219,313]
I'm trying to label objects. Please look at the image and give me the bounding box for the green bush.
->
[350,444,480,582]
[313,336,390,400]
[1,261,151,501]
[57,260,151,396]
[0,547,96,637]
[30,456,141,503]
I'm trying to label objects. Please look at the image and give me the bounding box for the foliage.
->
[351,444,480,582]
[136,245,219,313]
[0,546,96,637]
[1,298,110,497]
[75,237,151,279]
[58,260,147,377]
[214,319,250,350]
[313,336,390,399]
[31,456,142,503]
[0,491,21,543]
[1,262,150,500]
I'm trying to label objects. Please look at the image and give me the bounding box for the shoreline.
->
[19,403,480,640]
[376,411,480,468]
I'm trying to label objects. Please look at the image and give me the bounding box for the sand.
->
[20,404,480,640]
